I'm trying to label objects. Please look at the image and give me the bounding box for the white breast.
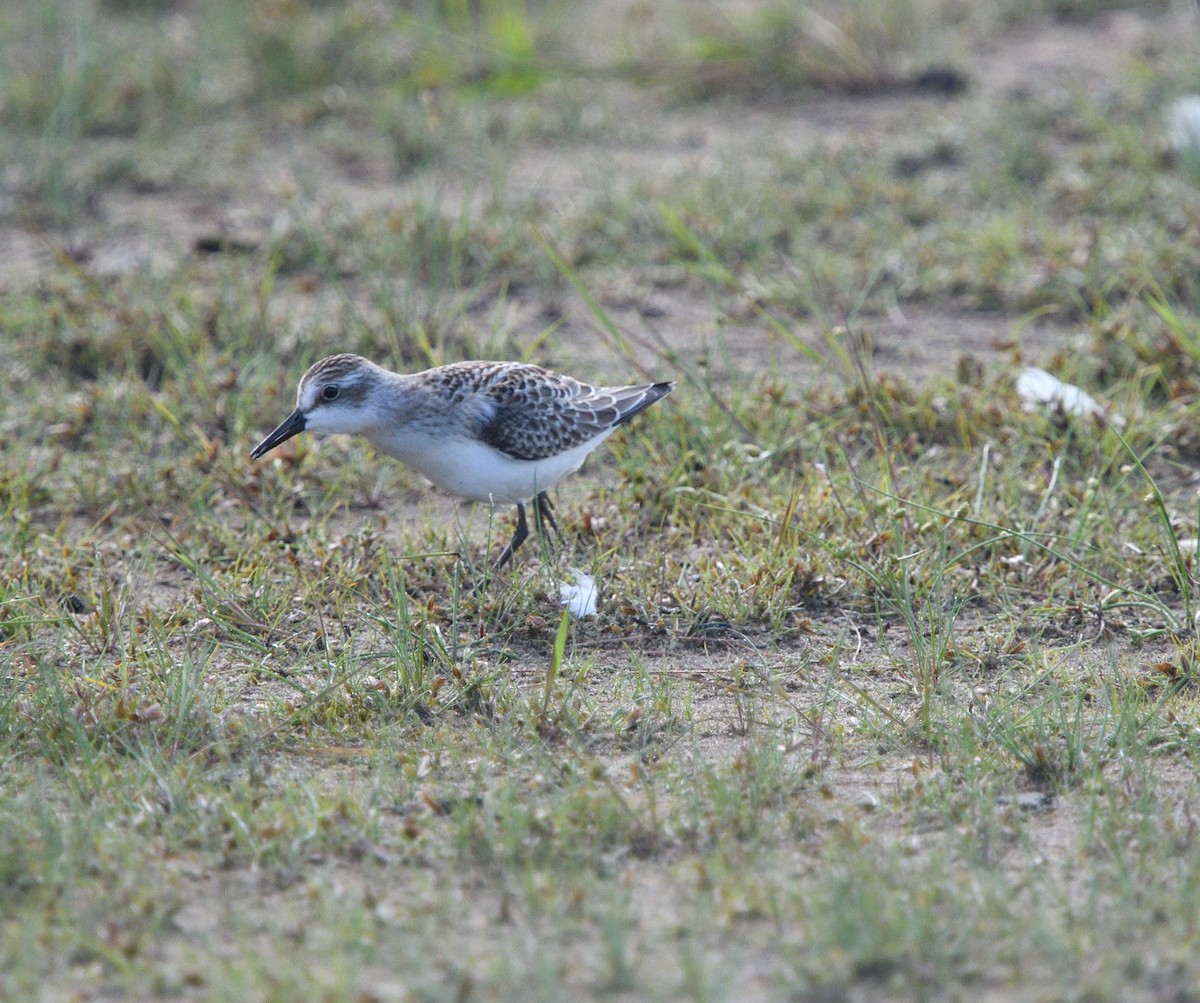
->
[367,428,616,504]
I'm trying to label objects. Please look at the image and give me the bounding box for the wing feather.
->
[426,363,671,462]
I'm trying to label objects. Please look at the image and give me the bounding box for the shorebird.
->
[250,355,674,568]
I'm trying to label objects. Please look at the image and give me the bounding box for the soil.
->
[12,6,1200,999]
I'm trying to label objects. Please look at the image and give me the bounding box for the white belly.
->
[367,429,614,504]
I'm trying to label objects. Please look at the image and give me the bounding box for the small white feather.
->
[1016,368,1104,419]
[1167,96,1200,156]
[559,570,598,619]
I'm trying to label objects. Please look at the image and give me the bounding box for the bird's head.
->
[250,354,380,459]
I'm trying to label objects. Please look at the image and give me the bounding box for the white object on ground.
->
[559,570,598,618]
[1016,367,1106,420]
[1167,96,1200,155]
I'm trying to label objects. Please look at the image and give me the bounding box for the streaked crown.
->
[296,354,377,412]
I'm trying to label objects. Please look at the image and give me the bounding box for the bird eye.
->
[322,385,340,401]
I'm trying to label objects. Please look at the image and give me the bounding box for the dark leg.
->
[493,502,529,570]
[533,491,561,541]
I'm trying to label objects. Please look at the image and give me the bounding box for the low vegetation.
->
[3,0,1200,999]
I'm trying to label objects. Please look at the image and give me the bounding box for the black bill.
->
[250,409,306,459]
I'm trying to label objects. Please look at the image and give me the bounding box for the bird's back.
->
[449,364,672,462]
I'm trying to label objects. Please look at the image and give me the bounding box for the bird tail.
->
[612,381,675,426]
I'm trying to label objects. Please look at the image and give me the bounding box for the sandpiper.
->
[250,355,674,568]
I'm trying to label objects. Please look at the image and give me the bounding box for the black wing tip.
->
[646,381,675,407]
[612,380,675,427]
[646,379,676,403]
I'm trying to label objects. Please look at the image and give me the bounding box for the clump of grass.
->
[660,0,966,101]
[6,1,1200,998]
[0,2,193,136]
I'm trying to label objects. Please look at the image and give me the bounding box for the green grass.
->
[6,0,1200,999]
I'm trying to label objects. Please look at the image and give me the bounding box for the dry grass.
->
[4,1,1200,1000]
